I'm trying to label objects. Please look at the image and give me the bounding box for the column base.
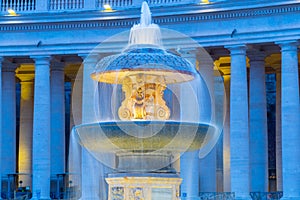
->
[31,193,51,200]
[106,174,182,200]
[180,197,200,200]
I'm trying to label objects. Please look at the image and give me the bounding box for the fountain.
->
[72,2,220,199]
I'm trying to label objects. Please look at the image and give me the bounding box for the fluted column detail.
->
[215,75,225,192]
[180,49,200,199]
[277,41,300,200]
[50,61,66,176]
[1,62,17,177]
[226,44,250,200]
[223,74,231,192]
[198,54,217,193]
[274,66,282,191]
[215,56,231,192]
[248,52,268,192]
[16,67,35,189]
[79,54,103,200]
[0,57,3,199]
[31,56,51,200]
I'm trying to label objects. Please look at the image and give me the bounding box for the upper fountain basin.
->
[90,46,197,84]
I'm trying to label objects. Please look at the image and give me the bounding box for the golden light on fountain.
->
[90,51,197,122]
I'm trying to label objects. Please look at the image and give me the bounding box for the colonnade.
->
[0,57,67,200]
[180,41,299,200]
[0,40,299,200]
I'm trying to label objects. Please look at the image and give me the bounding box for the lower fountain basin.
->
[74,121,216,153]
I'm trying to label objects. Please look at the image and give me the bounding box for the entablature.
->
[0,1,299,56]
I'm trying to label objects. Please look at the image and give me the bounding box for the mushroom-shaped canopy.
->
[90,46,198,84]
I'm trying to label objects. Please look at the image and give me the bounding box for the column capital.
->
[225,44,247,55]
[16,74,35,82]
[2,59,18,72]
[79,53,101,73]
[51,61,65,72]
[215,56,231,76]
[78,53,100,61]
[247,49,266,61]
[276,40,299,51]
[31,55,51,66]
[16,64,35,82]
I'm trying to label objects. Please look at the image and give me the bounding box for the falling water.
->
[68,128,109,200]
[128,1,162,47]
[67,129,82,199]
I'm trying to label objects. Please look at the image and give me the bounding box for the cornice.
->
[0,3,300,32]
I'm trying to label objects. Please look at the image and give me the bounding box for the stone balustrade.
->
[0,0,35,12]
[48,0,84,11]
[198,192,235,200]
[1,0,296,14]
[0,0,199,13]
[250,192,283,200]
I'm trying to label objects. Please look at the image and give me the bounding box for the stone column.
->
[180,152,199,199]
[226,44,250,200]
[66,64,83,198]
[274,66,282,191]
[31,56,51,200]
[0,57,3,199]
[180,50,200,199]
[16,66,35,189]
[277,41,300,200]
[1,62,17,177]
[248,52,268,192]
[80,54,103,200]
[215,57,231,192]
[68,74,80,131]
[198,54,217,193]
[214,75,225,192]
[223,74,231,192]
[50,61,65,176]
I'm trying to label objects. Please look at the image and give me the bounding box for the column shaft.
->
[279,41,300,199]
[18,79,34,188]
[198,56,216,193]
[0,57,3,199]
[275,69,282,191]
[180,151,200,199]
[227,45,250,199]
[31,56,51,200]
[1,64,17,175]
[80,54,103,200]
[223,75,231,192]
[215,76,225,192]
[249,54,268,192]
[50,63,65,176]
[180,51,200,199]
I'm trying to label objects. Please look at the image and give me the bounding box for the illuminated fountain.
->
[73,2,219,199]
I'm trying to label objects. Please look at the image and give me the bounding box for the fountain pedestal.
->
[106,175,181,200]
